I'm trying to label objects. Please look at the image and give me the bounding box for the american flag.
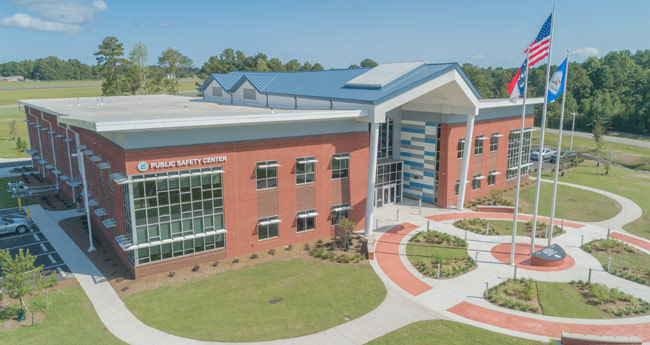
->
[525,13,553,67]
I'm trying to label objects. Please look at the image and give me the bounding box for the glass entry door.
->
[375,184,398,207]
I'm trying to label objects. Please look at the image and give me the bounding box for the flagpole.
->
[530,6,556,254]
[510,50,530,265]
[548,50,570,246]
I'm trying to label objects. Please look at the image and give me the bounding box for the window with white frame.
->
[211,86,222,97]
[332,153,350,179]
[490,133,500,152]
[99,167,104,183]
[256,160,278,190]
[474,136,484,155]
[296,156,316,184]
[488,170,496,185]
[297,209,316,232]
[331,203,350,226]
[243,88,256,100]
[472,174,481,190]
[258,216,279,240]
[378,118,394,159]
[506,128,532,180]
[457,138,465,159]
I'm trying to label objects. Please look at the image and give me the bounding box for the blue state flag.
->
[547,58,567,103]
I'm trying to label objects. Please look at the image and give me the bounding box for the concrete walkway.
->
[27,204,437,345]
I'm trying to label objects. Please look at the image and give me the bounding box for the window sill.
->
[258,236,279,242]
[297,228,315,234]
[332,177,349,181]
[296,182,315,186]
[256,187,278,192]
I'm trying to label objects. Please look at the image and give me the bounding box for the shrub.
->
[268,249,275,256]
[212,260,219,267]
[192,265,200,272]
[250,253,258,259]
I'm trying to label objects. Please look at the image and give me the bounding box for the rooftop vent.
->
[345,61,425,89]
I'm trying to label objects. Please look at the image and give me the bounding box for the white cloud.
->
[572,47,600,57]
[0,13,83,33]
[470,54,487,60]
[0,0,107,33]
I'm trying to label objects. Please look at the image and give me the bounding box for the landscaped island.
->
[406,230,476,278]
[583,239,650,286]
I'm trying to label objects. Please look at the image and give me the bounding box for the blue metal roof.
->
[198,62,481,105]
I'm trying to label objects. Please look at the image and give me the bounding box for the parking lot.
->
[0,208,70,279]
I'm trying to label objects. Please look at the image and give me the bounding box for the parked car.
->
[530,147,555,161]
[549,150,577,163]
[0,216,33,235]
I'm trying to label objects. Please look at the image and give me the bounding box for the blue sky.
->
[1,0,648,69]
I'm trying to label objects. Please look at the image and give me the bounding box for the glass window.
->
[256,161,278,190]
[258,216,279,240]
[490,133,499,152]
[378,118,394,159]
[297,209,316,232]
[474,136,484,155]
[211,86,223,97]
[488,171,496,186]
[296,157,315,185]
[457,138,465,159]
[472,174,481,190]
[455,179,460,196]
[332,153,349,179]
[243,88,256,100]
[331,204,350,226]
[506,128,532,180]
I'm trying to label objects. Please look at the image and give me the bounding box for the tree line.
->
[0,57,101,80]
[461,49,650,135]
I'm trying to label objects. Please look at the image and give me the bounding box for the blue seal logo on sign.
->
[549,71,563,95]
[137,161,148,172]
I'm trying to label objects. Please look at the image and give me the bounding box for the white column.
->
[457,113,475,210]
[364,122,381,236]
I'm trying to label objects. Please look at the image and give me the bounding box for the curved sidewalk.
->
[28,205,437,345]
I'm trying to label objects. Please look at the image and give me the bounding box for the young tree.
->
[592,120,607,154]
[8,119,17,140]
[336,217,356,251]
[15,137,27,151]
[158,48,193,95]
[0,249,57,318]
[94,36,128,96]
[129,41,148,95]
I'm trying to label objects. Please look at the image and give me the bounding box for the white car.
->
[530,147,555,161]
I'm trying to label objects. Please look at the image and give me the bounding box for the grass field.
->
[0,108,30,158]
[123,259,386,342]
[535,282,611,319]
[0,79,201,106]
[503,180,621,222]
[0,177,22,209]
[540,160,650,239]
[0,286,124,345]
[481,220,549,236]
[366,320,542,345]
[534,131,650,171]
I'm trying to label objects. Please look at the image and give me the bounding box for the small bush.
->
[212,260,219,267]
[232,258,239,264]
[192,265,200,272]
[268,249,275,256]
[250,253,259,259]
[168,271,175,277]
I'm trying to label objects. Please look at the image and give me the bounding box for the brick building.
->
[20,61,541,277]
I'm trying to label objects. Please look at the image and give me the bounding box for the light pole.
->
[570,112,576,152]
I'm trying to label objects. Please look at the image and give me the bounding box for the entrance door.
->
[376,188,383,208]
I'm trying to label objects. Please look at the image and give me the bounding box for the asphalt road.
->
[542,128,650,149]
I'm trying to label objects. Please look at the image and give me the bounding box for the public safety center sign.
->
[137,156,227,172]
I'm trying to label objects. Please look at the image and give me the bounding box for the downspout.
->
[57,122,75,197]
[39,111,59,188]
[69,126,95,252]
[26,108,45,177]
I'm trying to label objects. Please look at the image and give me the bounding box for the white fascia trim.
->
[56,110,367,132]
[478,98,545,109]
[374,70,480,121]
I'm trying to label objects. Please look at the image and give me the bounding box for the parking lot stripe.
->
[0,231,42,240]
[47,254,56,264]
[4,240,48,251]
[32,233,40,242]
[40,243,48,252]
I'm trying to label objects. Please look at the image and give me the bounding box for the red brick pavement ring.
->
[426,212,585,229]
[490,242,575,272]
[611,232,650,252]
[448,301,650,342]
[375,222,432,296]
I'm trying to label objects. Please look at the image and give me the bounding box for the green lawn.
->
[0,87,103,106]
[406,244,469,263]
[0,108,30,158]
[0,80,102,88]
[534,131,650,171]
[0,286,124,345]
[483,220,545,236]
[536,282,611,319]
[0,177,23,209]
[123,259,386,342]
[541,160,650,239]
[503,180,621,222]
[366,320,542,345]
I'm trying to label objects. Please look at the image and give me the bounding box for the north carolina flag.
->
[507,58,528,102]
